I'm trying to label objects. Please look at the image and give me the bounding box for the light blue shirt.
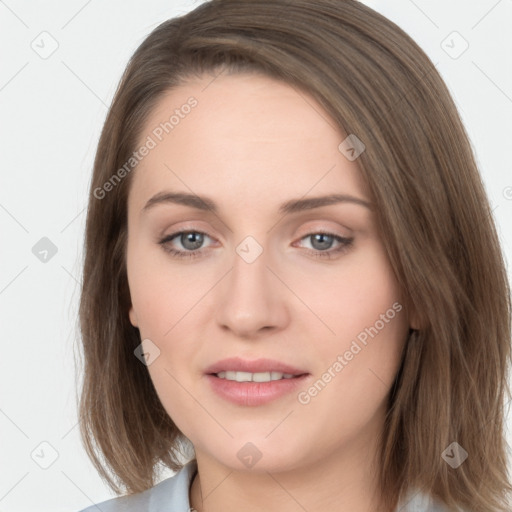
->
[77,459,451,511]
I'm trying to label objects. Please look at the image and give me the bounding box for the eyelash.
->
[158,229,354,260]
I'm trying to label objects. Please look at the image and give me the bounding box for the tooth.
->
[235,371,253,382]
[252,372,271,382]
[215,371,297,381]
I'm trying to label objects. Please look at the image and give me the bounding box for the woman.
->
[76,1,512,511]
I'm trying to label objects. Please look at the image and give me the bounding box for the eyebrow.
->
[141,191,372,215]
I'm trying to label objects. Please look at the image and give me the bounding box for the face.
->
[126,72,413,473]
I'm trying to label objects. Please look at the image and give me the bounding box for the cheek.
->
[287,241,405,345]
[126,245,204,393]
[337,252,407,370]
[127,243,201,338]
[316,255,407,410]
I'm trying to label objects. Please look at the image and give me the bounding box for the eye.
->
[158,230,213,260]
[295,232,354,259]
[158,230,354,260]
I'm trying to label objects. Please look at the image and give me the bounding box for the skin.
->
[126,71,418,512]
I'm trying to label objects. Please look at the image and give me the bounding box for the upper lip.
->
[204,357,308,375]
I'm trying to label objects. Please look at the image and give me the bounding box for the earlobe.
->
[408,307,424,331]
[129,306,138,327]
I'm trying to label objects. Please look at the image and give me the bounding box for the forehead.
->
[128,72,368,214]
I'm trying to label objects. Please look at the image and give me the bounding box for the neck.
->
[189,423,394,512]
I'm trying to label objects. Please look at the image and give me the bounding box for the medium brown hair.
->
[78,1,512,510]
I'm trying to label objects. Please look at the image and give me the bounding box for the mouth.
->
[204,356,308,379]
[213,371,304,382]
[204,357,310,406]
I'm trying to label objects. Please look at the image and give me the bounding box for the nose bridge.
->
[215,234,288,335]
[227,236,273,307]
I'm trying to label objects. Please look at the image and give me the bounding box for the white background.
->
[1,1,511,511]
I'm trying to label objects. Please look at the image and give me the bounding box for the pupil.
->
[183,232,203,250]
[311,234,333,250]
[178,233,334,252]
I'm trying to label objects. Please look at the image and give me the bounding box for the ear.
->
[408,304,424,331]
[129,305,139,328]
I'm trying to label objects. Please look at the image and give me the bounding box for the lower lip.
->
[205,374,309,406]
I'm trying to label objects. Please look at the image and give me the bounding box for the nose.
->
[215,242,290,339]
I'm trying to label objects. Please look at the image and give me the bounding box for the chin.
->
[203,439,308,474]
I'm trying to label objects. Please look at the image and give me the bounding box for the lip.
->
[204,357,310,406]
[204,357,308,375]
[205,374,309,406]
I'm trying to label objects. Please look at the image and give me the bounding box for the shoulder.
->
[75,460,197,512]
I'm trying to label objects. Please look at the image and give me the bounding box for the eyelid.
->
[158,225,354,261]
[158,221,352,246]
[295,222,353,238]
